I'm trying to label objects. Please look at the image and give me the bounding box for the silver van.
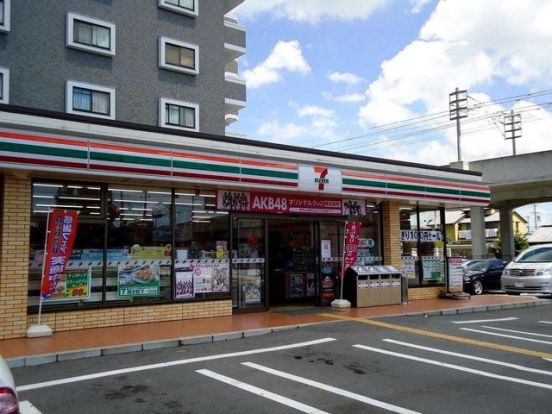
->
[501,244,552,296]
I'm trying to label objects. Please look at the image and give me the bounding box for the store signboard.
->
[217,190,342,216]
[401,230,442,242]
[298,165,342,193]
[448,257,464,292]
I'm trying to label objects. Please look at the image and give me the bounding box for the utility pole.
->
[504,110,521,155]
[449,88,468,162]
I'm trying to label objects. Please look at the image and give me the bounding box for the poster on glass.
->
[118,263,160,297]
[45,268,91,301]
[175,266,194,299]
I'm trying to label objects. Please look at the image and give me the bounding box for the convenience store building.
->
[0,107,490,339]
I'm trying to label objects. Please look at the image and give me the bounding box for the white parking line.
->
[243,362,422,414]
[460,328,552,345]
[383,339,552,375]
[539,321,552,325]
[354,344,552,390]
[19,400,43,414]
[452,317,518,324]
[196,369,331,414]
[481,326,552,339]
[17,337,336,392]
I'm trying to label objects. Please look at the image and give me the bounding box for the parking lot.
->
[12,303,552,414]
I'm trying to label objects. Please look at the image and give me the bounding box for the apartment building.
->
[0,0,246,133]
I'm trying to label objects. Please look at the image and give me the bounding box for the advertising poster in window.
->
[422,258,444,281]
[448,257,464,292]
[175,266,194,299]
[118,263,160,297]
[289,273,305,298]
[306,273,316,296]
[45,268,91,301]
[194,264,213,294]
[242,268,262,304]
[402,256,417,279]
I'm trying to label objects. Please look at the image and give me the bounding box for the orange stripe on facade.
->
[90,142,172,157]
[0,130,88,147]
[172,150,239,165]
[343,170,489,192]
[240,158,298,171]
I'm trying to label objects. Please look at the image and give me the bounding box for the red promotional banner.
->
[40,210,79,298]
[217,190,342,216]
[341,221,362,279]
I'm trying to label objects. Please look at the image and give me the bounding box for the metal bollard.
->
[401,273,408,304]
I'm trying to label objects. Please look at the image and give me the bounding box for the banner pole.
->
[339,220,347,301]
[37,209,51,327]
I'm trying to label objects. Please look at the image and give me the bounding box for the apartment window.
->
[66,81,115,119]
[159,37,199,75]
[0,67,8,104]
[160,98,199,131]
[0,0,10,32]
[67,13,116,56]
[159,0,198,17]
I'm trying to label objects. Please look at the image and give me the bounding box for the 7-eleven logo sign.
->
[298,165,342,193]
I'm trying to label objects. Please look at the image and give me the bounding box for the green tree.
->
[494,232,529,257]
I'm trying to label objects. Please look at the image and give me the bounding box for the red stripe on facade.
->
[172,171,240,182]
[240,177,298,187]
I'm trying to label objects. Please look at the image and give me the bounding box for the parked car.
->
[0,354,19,414]
[463,258,505,295]
[459,259,486,270]
[502,244,552,296]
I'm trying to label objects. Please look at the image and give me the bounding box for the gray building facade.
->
[0,0,246,135]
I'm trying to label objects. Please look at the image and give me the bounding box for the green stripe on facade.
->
[240,167,298,180]
[91,151,171,168]
[343,178,387,188]
[0,141,88,159]
[461,189,491,198]
[426,186,461,196]
[173,159,240,174]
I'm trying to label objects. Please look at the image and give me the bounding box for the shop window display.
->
[174,189,230,300]
[400,205,446,287]
[29,182,105,307]
[107,186,172,301]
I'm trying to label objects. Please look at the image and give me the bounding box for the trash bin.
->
[344,265,402,307]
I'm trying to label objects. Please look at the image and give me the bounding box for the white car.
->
[502,244,552,296]
[0,354,19,414]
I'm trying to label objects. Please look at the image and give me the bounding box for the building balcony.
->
[225,97,246,126]
[224,15,246,53]
[224,0,245,14]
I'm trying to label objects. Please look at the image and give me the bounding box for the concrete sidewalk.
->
[2,294,550,368]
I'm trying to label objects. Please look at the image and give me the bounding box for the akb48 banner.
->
[40,210,79,298]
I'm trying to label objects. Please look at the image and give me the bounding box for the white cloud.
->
[328,72,365,85]
[323,92,366,103]
[357,0,552,162]
[409,0,432,14]
[234,0,390,24]
[243,40,311,89]
[257,121,308,144]
[297,105,335,118]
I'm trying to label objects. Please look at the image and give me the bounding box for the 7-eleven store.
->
[0,108,490,339]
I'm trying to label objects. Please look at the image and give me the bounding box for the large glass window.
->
[74,19,111,49]
[29,182,104,309]
[0,0,10,32]
[159,0,198,17]
[401,205,446,287]
[107,186,172,302]
[160,98,199,131]
[232,217,265,309]
[174,189,230,300]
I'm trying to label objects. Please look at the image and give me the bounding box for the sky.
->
[228,0,552,227]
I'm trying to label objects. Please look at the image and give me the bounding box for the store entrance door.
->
[268,219,317,306]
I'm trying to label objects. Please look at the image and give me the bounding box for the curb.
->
[7,298,551,368]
